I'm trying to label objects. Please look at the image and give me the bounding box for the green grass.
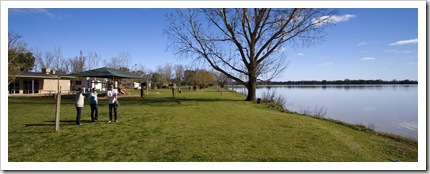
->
[8,87,417,162]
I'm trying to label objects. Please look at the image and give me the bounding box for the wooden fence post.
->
[54,85,61,132]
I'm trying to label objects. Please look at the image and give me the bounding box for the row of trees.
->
[32,47,94,75]
[8,31,133,77]
[148,63,227,88]
[7,32,226,89]
[32,47,133,75]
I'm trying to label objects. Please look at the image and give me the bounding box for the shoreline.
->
[226,86,418,143]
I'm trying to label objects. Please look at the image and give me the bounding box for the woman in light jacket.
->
[75,88,85,125]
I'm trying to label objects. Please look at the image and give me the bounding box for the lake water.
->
[229,84,418,140]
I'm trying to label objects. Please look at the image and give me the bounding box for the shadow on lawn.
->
[24,120,94,127]
[47,120,96,124]
[120,97,245,107]
[11,95,246,108]
[18,122,74,134]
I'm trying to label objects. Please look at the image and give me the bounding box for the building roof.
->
[67,67,143,79]
[16,72,74,79]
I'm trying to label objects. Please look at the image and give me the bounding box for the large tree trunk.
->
[245,76,257,101]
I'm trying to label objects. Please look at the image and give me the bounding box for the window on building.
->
[23,79,39,94]
[8,80,19,94]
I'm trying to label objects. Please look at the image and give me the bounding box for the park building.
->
[9,67,145,96]
[8,68,74,96]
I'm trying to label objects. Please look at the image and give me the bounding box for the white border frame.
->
[1,0,426,171]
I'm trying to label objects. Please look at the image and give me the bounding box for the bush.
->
[261,89,287,111]
[298,105,327,118]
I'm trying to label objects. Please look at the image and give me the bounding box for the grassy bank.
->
[8,87,417,162]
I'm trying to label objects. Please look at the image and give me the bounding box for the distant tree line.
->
[257,79,418,85]
[149,63,223,89]
[8,32,229,90]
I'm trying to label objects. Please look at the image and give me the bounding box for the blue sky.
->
[8,8,418,81]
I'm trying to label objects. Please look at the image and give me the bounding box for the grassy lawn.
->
[8,87,417,162]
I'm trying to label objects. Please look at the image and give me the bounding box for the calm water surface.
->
[229,84,418,140]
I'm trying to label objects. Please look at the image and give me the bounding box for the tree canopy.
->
[8,32,35,84]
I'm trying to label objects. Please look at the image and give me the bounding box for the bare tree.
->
[173,64,185,86]
[69,51,86,73]
[103,58,119,69]
[31,47,43,72]
[215,71,228,88]
[166,8,337,101]
[86,50,98,70]
[133,63,150,78]
[58,58,71,75]
[154,64,173,85]
[104,51,132,70]
[43,51,54,69]
[8,32,25,50]
[53,47,63,71]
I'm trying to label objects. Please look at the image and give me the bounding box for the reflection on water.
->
[396,121,418,131]
[230,84,418,140]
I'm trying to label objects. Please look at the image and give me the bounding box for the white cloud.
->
[357,42,366,46]
[360,57,376,61]
[389,38,418,46]
[297,53,304,56]
[9,8,56,18]
[317,62,334,66]
[312,14,356,26]
[384,49,413,54]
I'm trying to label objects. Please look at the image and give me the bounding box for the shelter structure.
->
[67,67,143,91]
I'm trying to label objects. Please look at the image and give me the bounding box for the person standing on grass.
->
[107,84,125,123]
[88,88,98,122]
[75,88,85,125]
